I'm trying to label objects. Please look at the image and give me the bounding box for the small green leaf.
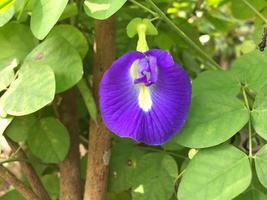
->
[255,144,267,189]
[0,5,14,27]
[109,142,144,192]
[24,36,83,93]
[0,64,15,92]
[84,0,127,20]
[59,2,78,21]
[252,85,267,140]
[177,94,249,148]
[27,117,70,163]
[77,78,97,123]
[0,64,55,116]
[107,191,131,200]
[0,23,37,63]
[231,0,265,20]
[132,153,178,200]
[192,70,240,97]
[0,190,25,200]
[127,18,158,38]
[230,50,267,93]
[5,115,36,142]
[234,189,267,200]
[0,116,13,135]
[48,25,88,58]
[30,0,69,40]
[42,175,60,199]
[178,145,252,200]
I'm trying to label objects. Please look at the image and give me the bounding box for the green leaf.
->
[230,50,267,93]
[27,117,70,163]
[59,2,78,21]
[255,144,267,189]
[0,190,25,200]
[252,85,267,140]
[231,0,266,19]
[0,116,13,135]
[0,5,14,27]
[176,94,249,148]
[48,24,88,58]
[127,18,158,38]
[77,78,97,123]
[235,189,267,200]
[84,0,127,20]
[0,63,55,116]
[107,191,131,200]
[30,0,69,40]
[0,61,16,92]
[109,142,144,192]
[192,70,240,97]
[42,174,60,199]
[235,155,267,199]
[24,36,83,93]
[178,145,252,200]
[132,153,178,200]
[0,23,37,63]
[5,115,36,142]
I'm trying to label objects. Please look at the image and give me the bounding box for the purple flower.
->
[100,49,191,145]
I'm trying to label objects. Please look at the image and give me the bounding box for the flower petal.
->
[146,49,175,68]
[100,49,191,145]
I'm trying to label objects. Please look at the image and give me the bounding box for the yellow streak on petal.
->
[130,60,138,79]
[138,84,152,112]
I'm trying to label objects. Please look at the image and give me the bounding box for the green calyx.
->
[126,18,158,52]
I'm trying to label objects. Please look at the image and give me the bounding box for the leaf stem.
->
[17,0,30,22]
[129,0,158,16]
[145,0,221,70]
[242,86,253,159]
[248,119,253,159]
[241,0,267,24]
[77,78,98,124]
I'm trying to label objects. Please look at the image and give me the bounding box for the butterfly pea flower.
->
[100,19,191,145]
[100,49,191,145]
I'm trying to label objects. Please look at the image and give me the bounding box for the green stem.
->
[17,0,30,22]
[242,86,253,159]
[150,16,160,21]
[129,0,158,16]
[174,169,185,184]
[241,0,267,24]
[242,87,250,110]
[77,78,98,124]
[145,0,221,70]
[248,119,253,159]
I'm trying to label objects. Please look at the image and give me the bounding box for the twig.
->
[0,165,41,200]
[5,137,51,200]
[258,27,267,51]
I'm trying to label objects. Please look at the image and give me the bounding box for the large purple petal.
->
[100,49,191,145]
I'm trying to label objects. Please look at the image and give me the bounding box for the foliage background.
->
[1,0,267,200]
